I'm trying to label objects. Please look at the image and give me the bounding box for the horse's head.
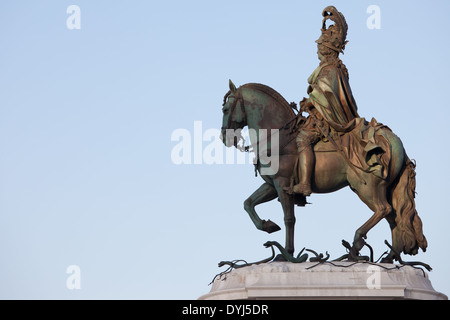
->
[221,80,247,148]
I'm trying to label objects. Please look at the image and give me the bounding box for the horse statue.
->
[220,79,427,263]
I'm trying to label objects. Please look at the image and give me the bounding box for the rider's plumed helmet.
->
[315,6,348,54]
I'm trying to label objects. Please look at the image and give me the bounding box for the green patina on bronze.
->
[219,6,427,264]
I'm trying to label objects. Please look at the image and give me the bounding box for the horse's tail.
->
[391,157,428,255]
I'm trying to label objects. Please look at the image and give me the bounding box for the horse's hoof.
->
[347,249,370,262]
[273,254,287,262]
[380,256,394,264]
[262,219,281,234]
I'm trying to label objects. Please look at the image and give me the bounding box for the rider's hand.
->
[299,98,310,113]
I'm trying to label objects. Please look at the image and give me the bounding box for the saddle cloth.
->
[313,117,392,180]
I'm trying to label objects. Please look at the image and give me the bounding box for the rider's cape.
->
[307,62,392,180]
[341,117,393,180]
[307,62,359,132]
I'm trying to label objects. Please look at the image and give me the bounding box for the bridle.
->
[222,89,247,152]
[222,88,301,164]
[222,89,246,131]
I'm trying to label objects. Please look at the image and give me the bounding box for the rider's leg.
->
[292,129,318,196]
[293,142,314,196]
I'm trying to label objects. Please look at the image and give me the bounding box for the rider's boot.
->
[292,147,314,196]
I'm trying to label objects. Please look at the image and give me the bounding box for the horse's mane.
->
[241,83,296,117]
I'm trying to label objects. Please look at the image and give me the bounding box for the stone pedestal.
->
[199,262,447,300]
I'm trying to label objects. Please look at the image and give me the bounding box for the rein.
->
[223,88,301,176]
[243,116,301,155]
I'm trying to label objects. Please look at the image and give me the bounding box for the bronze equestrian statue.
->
[220,6,427,263]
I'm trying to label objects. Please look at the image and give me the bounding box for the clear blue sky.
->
[1,0,449,299]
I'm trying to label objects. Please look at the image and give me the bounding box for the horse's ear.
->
[229,79,237,92]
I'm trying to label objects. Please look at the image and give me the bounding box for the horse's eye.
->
[223,108,229,114]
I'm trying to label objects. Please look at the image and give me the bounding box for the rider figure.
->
[292,6,360,196]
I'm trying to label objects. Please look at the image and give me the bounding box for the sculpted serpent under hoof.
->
[213,240,432,286]
[263,241,309,263]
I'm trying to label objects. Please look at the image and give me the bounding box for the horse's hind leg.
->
[382,212,401,263]
[351,178,393,257]
[244,182,280,233]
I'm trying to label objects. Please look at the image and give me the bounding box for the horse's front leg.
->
[274,179,296,256]
[243,182,280,233]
